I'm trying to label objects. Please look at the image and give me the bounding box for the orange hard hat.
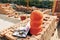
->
[30,27,42,35]
[30,20,43,27]
[30,10,43,21]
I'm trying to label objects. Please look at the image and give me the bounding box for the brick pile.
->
[0,14,58,40]
[0,3,18,17]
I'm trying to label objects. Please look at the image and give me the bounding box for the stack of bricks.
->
[0,3,18,15]
[0,14,58,40]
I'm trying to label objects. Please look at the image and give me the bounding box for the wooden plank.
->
[52,0,56,15]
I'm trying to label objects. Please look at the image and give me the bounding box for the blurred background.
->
[0,0,53,9]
